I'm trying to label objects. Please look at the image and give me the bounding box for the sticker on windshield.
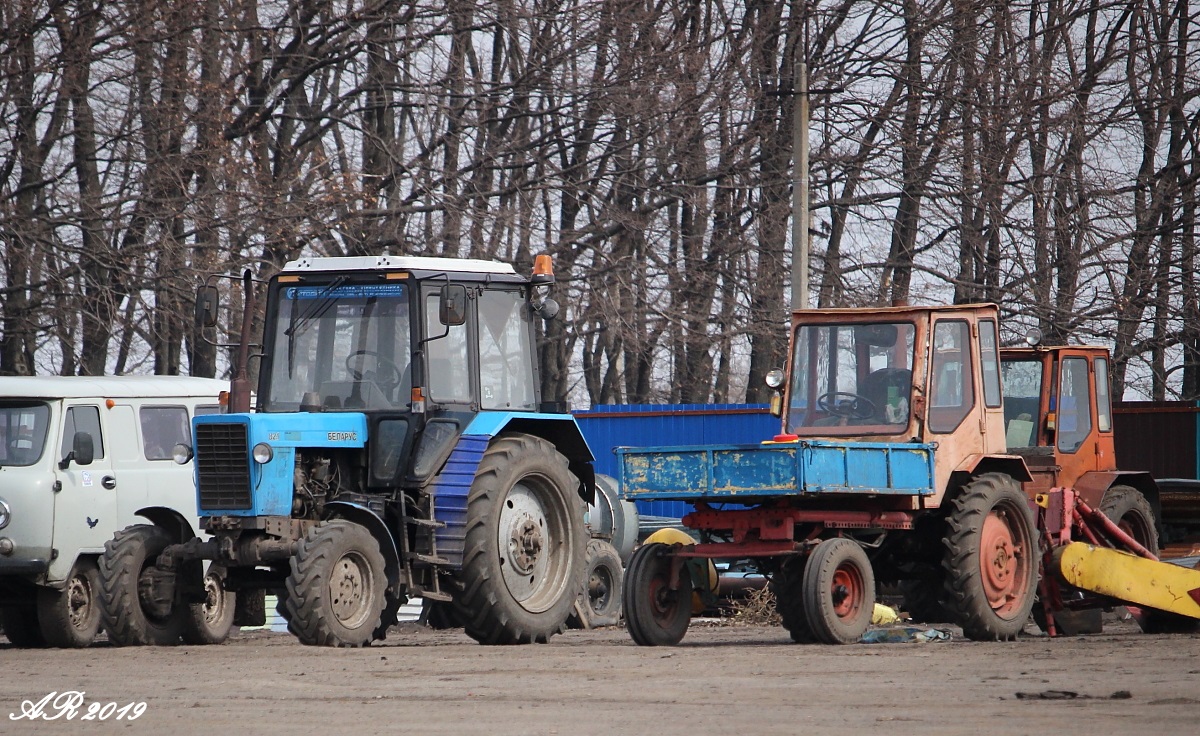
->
[285,284,406,300]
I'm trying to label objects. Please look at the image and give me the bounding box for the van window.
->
[140,406,192,460]
[61,405,105,462]
[195,404,223,416]
[0,402,51,466]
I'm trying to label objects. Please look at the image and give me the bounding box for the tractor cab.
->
[776,303,1009,505]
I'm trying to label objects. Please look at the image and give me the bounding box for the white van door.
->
[49,404,117,582]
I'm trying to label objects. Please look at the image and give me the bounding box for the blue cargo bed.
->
[617,440,936,502]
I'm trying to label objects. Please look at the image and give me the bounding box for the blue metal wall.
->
[573,404,778,518]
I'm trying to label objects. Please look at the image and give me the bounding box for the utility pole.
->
[791,53,810,313]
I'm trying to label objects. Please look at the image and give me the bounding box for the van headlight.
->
[0,497,11,530]
[173,443,194,465]
[252,443,274,464]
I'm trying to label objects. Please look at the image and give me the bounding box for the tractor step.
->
[405,517,445,529]
[409,552,451,566]
[411,587,453,602]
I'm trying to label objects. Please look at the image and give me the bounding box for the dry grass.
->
[719,585,782,627]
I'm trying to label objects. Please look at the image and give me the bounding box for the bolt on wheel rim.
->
[979,507,1028,616]
[66,574,93,629]
[329,552,374,628]
[498,480,568,612]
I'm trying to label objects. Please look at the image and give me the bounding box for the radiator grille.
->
[196,422,252,510]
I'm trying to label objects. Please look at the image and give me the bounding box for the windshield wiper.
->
[285,275,348,378]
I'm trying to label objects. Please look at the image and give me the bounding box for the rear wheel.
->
[0,601,45,647]
[802,538,875,645]
[285,520,387,647]
[942,473,1039,641]
[623,543,691,646]
[181,566,235,645]
[452,433,585,645]
[899,575,951,624]
[771,556,814,643]
[37,558,102,648]
[98,525,189,646]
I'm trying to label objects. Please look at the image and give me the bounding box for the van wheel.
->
[37,558,102,647]
[1,602,46,647]
[182,566,236,644]
[98,525,188,646]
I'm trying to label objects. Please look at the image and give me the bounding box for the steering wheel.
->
[345,350,406,391]
[816,391,876,420]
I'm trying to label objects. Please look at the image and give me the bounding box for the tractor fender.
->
[463,412,596,504]
[323,501,402,589]
[135,507,198,544]
[951,454,1033,485]
[1072,471,1161,519]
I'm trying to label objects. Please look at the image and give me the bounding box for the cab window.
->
[477,290,536,410]
[425,292,471,403]
[929,321,975,433]
[1057,357,1093,452]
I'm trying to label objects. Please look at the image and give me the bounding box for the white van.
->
[0,376,234,647]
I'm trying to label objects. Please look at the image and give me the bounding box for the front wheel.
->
[942,474,1039,641]
[802,538,875,644]
[181,566,236,645]
[623,543,691,646]
[98,525,189,646]
[37,558,103,648]
[285,520,387,647]
[452,433,586,645]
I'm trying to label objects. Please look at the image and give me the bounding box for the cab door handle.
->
[102,475,117,490]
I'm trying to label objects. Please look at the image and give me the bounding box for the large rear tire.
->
[623,543,691,646]
[285,520,387,647]
[942,473,1039,641]
[98,525,189,646]
[1100,485,1159,553]
[452,433,585,645]
[802,538,875,645]
[181,566,236,645]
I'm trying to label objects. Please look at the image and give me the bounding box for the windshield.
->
[786,322,916,435]
[0,402,52,466]
[1000,358,1042,448]
[264,282,412,412]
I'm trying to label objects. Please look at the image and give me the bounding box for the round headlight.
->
[0,497,11,530]
[1024,327,1043,347]
[252,443,274,464]
[172,443,194,465]
[765,369,786,389]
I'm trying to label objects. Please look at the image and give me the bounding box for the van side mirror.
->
[59,431,95,470]
[439,284,467,326]
[195,285,220,329]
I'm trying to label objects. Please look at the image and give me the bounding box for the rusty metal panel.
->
[1113,401,1199,479]
[617,440,935,502]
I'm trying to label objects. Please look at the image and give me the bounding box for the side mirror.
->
[439,284,467,326]
[195,285,220,329]
[59,431,95,470]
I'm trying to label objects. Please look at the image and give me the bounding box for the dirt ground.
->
[3,618,1198,736]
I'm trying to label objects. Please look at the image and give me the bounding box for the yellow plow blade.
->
[1055,543,1200,620]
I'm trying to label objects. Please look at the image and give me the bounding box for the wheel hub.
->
[330,554,368,625]
[980,510,1023,610]
[498,482,558,607]
[66,575,92,629]
[508,518,545,575]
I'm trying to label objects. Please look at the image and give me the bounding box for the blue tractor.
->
[97,255,595,647]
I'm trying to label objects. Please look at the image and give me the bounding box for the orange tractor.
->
[617,305,1199,645]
